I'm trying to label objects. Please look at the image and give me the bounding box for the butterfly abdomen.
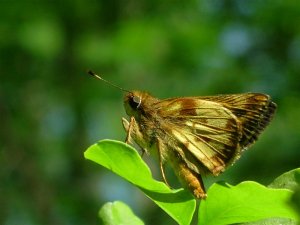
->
[170,152,207,199]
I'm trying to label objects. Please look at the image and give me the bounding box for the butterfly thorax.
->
[123,91,170,158]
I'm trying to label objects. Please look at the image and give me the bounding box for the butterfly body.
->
[122,91,276,199]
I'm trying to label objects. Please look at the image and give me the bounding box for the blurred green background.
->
[1,0,300,224]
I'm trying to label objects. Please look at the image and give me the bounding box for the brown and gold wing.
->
[198,93,277,149]
[153,93,276,175]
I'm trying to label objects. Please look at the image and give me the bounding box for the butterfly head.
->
[124,91,143,118]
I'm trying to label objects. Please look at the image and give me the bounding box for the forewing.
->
[154,97,242,175]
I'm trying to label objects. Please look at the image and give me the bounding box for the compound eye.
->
[129,95,141,109]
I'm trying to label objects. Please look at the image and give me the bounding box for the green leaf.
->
[268,168,300,190]
[291,188,300,224]
[269,168,300,225]
[99,201,144,225]
[84,139,196,225]
[198,181,299,225]
[241,168,300,225]
[244,218,298,225]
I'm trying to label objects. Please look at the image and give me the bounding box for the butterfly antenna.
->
[87,70,131,93]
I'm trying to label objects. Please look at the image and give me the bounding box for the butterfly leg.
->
[125,117,135,144]
[157,139,171,188]
[122,117,148,157]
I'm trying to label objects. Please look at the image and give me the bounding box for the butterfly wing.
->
[153,93,276,175]
[198,93,277,148]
